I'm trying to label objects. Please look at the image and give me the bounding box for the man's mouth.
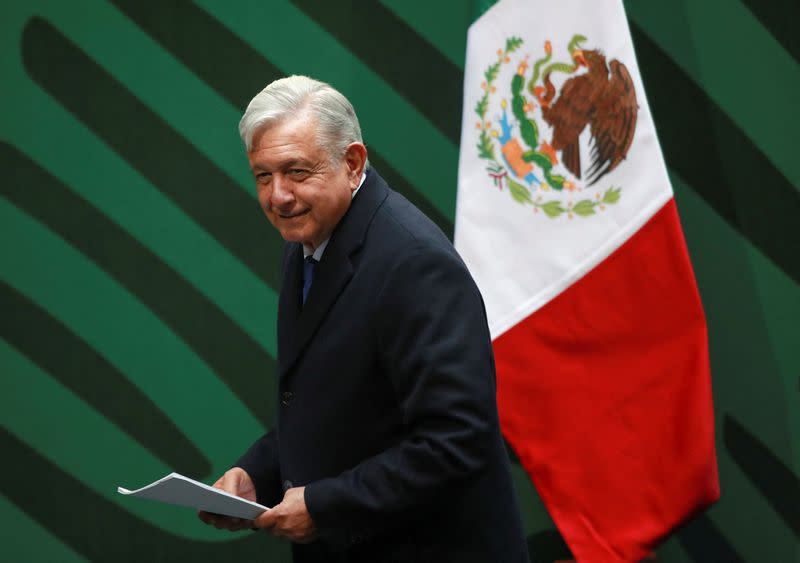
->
[278,209,310,219]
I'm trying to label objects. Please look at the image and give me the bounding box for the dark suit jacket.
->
[238,170,528,562]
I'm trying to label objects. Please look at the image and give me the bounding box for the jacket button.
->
[281,391,293,406]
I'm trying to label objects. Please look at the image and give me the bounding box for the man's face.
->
[248,111,365,249]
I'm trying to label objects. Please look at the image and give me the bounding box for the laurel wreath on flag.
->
[474,36,622,219]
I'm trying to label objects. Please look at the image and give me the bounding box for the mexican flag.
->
[454,0,720,560]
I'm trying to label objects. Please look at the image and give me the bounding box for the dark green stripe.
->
[630,24,800,285]
[739,0,800,63]
[366,152,453,238]
[1,142,275,428]
[504,438,521,465]
[290,0,463,145]
[0,428,285,562]
[110,0,454,237]
[676,514,745,562]
[109,0,281,110]
[526,530,572,562]
[0,280,209,476]
[724,416,799,536]
[21,17,284,291]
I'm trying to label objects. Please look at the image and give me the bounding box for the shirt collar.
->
[303,171,367,260]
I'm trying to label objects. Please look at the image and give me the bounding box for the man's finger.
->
[199,511,250,531]
[217,518,241,531]
[218,471,239,494]
[253,508,276,530]
[198,511,215,526]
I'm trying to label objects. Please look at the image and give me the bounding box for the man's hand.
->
[197,467,257,532]
[254,486,317,543]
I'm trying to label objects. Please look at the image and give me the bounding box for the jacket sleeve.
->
[304,244,499,542]
[235,429,283,507]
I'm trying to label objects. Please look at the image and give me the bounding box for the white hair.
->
[238,75,367,167]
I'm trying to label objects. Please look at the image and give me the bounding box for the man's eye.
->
[256,172,271,182]
[289,169,309,176]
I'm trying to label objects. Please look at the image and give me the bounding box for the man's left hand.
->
[254,486,317,543]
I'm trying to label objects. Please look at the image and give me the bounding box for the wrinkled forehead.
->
[248,111,332,158]
[249,109,319,151]
[247,116,334,171]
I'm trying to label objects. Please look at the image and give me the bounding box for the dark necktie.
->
[302,256,317,304]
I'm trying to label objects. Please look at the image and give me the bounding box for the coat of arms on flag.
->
[474,33,637,219]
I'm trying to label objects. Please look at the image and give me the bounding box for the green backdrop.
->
[1,1,797,561]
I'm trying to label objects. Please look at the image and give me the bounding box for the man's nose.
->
[270,175,294,207]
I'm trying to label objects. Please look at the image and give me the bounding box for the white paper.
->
[118,472,268,520]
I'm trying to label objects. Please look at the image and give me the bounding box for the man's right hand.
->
[197,467,257,532]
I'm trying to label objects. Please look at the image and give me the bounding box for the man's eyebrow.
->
[284,159,312,169]
[251,158,316,172]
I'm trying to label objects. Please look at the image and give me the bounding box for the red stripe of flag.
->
[495,199,720,561]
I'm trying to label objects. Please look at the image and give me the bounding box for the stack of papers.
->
[118,473,269,519]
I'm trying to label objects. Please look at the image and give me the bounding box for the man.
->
[199,75,528,562]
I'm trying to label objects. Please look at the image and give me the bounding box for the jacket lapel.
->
[277,242,303,376]
[279,170,389,378]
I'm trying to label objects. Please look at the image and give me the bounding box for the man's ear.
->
[343,142,368,187]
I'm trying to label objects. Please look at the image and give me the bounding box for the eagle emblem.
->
[475,35,638,218]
